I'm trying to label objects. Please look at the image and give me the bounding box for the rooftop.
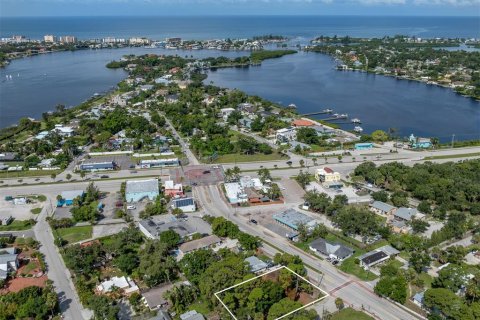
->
[360,251,388,265]
[126,179,159,195]
[394,207,417,221]
[178,235,221,254]
[180,310,205,320]
[292,119,314,127]
[273,209,316,230]
[245,256,268,273]
[61,190,84,201]
[371,201,396,213]
[309,238,354,259]
[172,197,194,208]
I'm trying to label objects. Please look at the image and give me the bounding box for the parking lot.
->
[86,155,134,170]
[306,182,371,204]
[170,165,224,186]
[0,197,43,221]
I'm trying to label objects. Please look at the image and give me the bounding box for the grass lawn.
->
[212,152,287,163]
[331,308,373,320]
[417,272,433,288]
[30,208,42,214]
[0,220,36,231]
[424,152,480,160]
[339,253,378,281]
[187,300,211,316]
[0,169,62,179]
[23,260,38,274]
[57,226,93,244]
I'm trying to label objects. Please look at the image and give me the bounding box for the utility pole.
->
[451,134,455,149]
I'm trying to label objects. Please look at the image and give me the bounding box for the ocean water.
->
[1,16,479,40]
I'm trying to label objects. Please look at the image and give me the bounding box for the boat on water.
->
[332,113,339,117]
[323,108,333,113]
[288,103,297,109]
[354,126,363,133]
[351,118,361,124]
[340,113,348,118]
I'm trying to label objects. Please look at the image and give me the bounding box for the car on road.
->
[100,175,109,178]
[35,178,40,181]
[192,182,198,186]
[127,205,136,210]
[130,170,137,174]
[129,165,135,169]
[249,219,258,225]
[203,170,210,174]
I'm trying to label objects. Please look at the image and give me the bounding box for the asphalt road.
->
[195,184,424,320]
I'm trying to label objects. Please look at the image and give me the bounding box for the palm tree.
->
[312,157,317,166]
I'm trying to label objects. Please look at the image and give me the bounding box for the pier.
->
[301,109,333,116]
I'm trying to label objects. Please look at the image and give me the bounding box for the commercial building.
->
[164,180,183,197]
[79,160,116,171]
[59,190,85,206]
[178,235,221,255]
[358,245,400,269]
[370,201,397,216]
[315,167,342,188]
[309,238,354,261]
[139,158,179,168]
[224,182,248,204]
[44,35,56,43]
[245,256,269,273]
[354,143,373,150]
[172,197,196,213]
[138,214,210,240]
[273,209,317,231]
[125,179,159,202]
[59,35,77,43]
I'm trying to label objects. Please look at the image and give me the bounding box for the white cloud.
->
[413,0,480,5]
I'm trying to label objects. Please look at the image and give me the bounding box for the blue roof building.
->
[126,179,159,203]
[355,143,373,150]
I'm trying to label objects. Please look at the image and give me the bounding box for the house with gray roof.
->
[180,310,205,320]
[309,238,354,261]
[245,256,268,273]
[370,201,397,216]
[0,248,18,280]
[358,245,400,269]
[394,207,418,221]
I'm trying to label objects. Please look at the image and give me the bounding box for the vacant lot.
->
[57,225,93,244]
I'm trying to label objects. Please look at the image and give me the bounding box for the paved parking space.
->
[99,192,121,219]
[87,155,134,170]
[171,165,224,186]
[54,207,73,219]
[0,199,39,221]
[277,178,305,205]
[92,223,128,239]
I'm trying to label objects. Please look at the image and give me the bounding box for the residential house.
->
[126,179,160,203]
[315,167,342,188]
[142,281,191,310]
[273,209,317,232]
[292,119,314,127]
[138,214,210,240]
[245,256,269,273]
[358,245,400,269]
[412,291,425,309]
[165,94,179,103]
[1,216,13,226]
[35,131,50,140]
[96,276,139,295]
[172,197,196,213]
[178,235,221,255]
[394,207,418,222]
[409,134,432,149]
[275,127,297,143]
[370,201,397,216]
[220,107,236,121]
[0,152,16,161]
[309,238,354,261]
[180,310,205,320]
[164,180,183,197]
[53,124,75,137]
[0,248,19,280]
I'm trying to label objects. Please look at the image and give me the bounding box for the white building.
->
[224,182,248,204]
[220,108,236,121]
[96,276,139,295]
[275,127,297,143]
[172,197,196,213]
[0,248,18,280]
[52,124,75,137]
[126,179,160,203]
[315,167,342,188]
[44,35,56,43]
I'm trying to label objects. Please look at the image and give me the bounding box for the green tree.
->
[371,190,389,202]
[371,130,389,143]
[409,250,431,273]
[160,230,181,249]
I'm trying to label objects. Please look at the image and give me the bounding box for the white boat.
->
[288,103,297,109]
[323,108,333,113]
[354,126,363,133]
[332,113,339,117]
[351,118,361,124]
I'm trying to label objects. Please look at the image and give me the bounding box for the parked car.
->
[249,219,258,225]
[100,175,109,179]
[203,170,210,174]
[115,201,124,207]
[127,205,136,210]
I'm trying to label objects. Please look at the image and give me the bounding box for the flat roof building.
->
[370,201,397,216]
[139,158,179,168]
[245,256,268,273]
[224,182,248,204]
[59,190,85,206]
[126,179,159,203]
[273,209,317,231]
[315,167,342,188]
[79,160,116,171]
[172,197,196,213]
[138,214,211,240]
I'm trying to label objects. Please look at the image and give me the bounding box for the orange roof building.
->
[292,119,314,127]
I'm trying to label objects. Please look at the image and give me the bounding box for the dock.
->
[301,109,333,116]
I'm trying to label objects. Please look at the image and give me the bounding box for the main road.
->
[195,184,424,320]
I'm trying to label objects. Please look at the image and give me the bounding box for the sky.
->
[0,0,479,17]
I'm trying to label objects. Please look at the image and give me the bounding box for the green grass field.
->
[424,152,480,160]
[339,253,378,281]
[212,152,287,163]
[0,220,36,231]
[57,226,93,244]
[0,169,62,179]
[331,308,374,320]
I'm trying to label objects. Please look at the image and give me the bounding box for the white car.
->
[126,205,136,210]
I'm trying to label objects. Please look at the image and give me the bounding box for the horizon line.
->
[1,14,479,18]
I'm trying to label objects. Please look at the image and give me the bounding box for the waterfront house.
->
[409,134,432,149]
[220,107,236,121]
[126,179,160,203]
[275,127,297,143]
